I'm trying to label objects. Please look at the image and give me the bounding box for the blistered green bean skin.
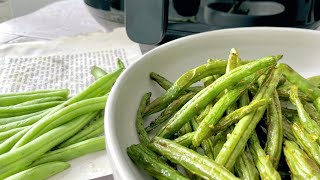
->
[5,162,70,180]
[150,137,240,180]
[291,122,320,166]
[234,149,259,180]
[145,92,195,133]
[127,144,188,180]
[58,115,104,148]
[215,68,281,170]
[91,65,107,80]
[0,112,98,178]
[289,85,320,144]
[278,63,320,99]
[225,48,239,114]
[172,132,194,148]
[136,92,151,145]
[284,140,320,179]
[314,97,320,113]
[31,136,105,166]
[249,132,281,180]
[157,56,279,139]
[193,71,261,147]
[150,72,173,90]
[265,91,283,168]
[144,60,228,116]
[282,116,295,141]
[211,98,270,134]
[303,102,320,124]
[190,118,214,159]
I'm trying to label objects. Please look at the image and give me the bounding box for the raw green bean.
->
[0,110,49,133]
[0,126,29,142]
[13,96,107,149]
[145,60,228,116]
[211,98,270,134]
[13,97,65,106]
[0,101,63,118]
[303,102,320,124]
[0,111,99,178]
[150,137,240,180]
[156,55,279,139]
[248,132,281,180]
[0,89,68,98]
[136,92,151,145]
[145,92,195,133]
[58,115,104,148]
[283,140,320,179]
[0,89,69,106]
[90,65,107,80]
[265,91,283,168]
[31,136,105,166]
[127,144,188,180]
[291,122,320,166]
[193,70,263,147]
[0,127,30,155]
[215,68,281,170]
[289,85,320,144]
[64,66,123,106]
[234,148,259,180]
[4,162,70,180]
[0,109,49,125]
[117,58,126,69]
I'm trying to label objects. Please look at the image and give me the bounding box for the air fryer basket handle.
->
[125,0,169,44]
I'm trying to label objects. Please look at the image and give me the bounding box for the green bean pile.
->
[0,60,125,179]
[127,48,320,180]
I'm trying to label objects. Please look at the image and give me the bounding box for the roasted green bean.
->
[284,140,320,179]
[136,92,151,145]
[127,144,189,180]
[150,137,239,180]
[145,60,228,116]
[265,91,283,168]
[248,132,281,180]
[157,56,279,139]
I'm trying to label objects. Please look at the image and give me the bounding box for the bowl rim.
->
[105,27,320,179]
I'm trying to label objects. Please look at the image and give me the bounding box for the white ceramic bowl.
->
[105,27,320,180]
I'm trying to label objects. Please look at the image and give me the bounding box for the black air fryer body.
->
[85,0,320,44]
